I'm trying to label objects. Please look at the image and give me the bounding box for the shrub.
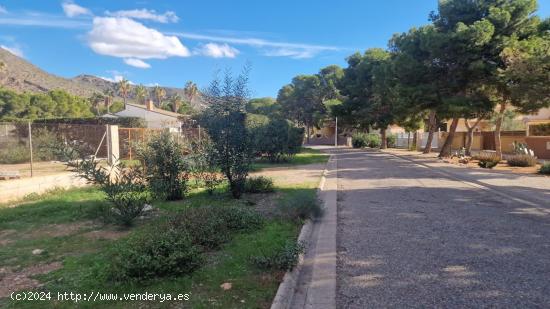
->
[352,132,367,148]
[386,134,397,148]
[171,206,264,249]
[110,225,204,281]
[0,142,28,164]
[507,154,538,167]
[250,240,304,271]
[476,152,500,169]
[279,191,322,221]
[250,117,304,162]
[189,138,224,195]
[366,134,382,148]
[173,207,230,249]
[217,206,265,232]
[199,68,253,199]
[59,144,150,226]
[244,176,275,193]
[539,162,550,175]
[137,131,189,201]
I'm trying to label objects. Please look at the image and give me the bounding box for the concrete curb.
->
[270,156,332,309]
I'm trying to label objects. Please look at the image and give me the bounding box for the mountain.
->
[0,47,204,109]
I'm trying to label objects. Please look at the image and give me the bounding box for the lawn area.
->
[250,147,329,171]
[0,161,325,308]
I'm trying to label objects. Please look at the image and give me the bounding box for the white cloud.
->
[197,43,239,58]
[1,45,24,57]
[62,1,91,18]
[99,74,134,84]
[0,6,7,14]
[170,31,341,59]
[123,58,151,68]
[106,9,178,23]
[263,48,316,59]
[87,17,190,63]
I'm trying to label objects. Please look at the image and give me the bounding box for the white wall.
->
[115,105,182,130]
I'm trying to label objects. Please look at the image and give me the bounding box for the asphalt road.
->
[336,149,550,308]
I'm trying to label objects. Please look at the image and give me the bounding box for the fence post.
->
[28,121,34,177]
[106,125,120,165]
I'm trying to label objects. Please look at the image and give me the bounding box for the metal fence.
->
[0,122,202,179]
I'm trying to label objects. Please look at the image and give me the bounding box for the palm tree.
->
[134,84,148,105]
[103,88,115,113]
[153,85,166,107]
[117,78,130,109]
[183,81,199,106]
[169,94,182,113]
[89,92,105,116]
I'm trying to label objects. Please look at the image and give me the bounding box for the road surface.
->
[336,149,550,308]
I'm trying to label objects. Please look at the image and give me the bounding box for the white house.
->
[107,100,184,132]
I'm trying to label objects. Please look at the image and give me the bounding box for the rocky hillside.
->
[0,48,204,109]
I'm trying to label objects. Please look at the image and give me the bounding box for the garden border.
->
[270,155,332,309]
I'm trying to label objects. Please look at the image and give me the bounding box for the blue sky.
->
[1,1,549,98]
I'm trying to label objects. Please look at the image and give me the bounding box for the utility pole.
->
[334,117,338,147]
[28,121,34,177]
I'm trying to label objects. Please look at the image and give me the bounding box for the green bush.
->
[137,131,189,201]
[366,134,382,148]
[171,206,264,249]
[173,207,230,249]
[250,240,304,271]
[279,191,322,221]
[199,69,253,199]
[250,117,304,162]
[217,206,265,232]
[386,134,397,148]
[0,142,28,163]
[352,132,367,148]
[189,138,224,195]
[59,145,150,226]
[244,176,275,193]
[539,162,550,175]
[507,154,538,167]
[110,225,204,281]
[476,152,500,169]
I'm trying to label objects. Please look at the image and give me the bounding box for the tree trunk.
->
[464,118,482,156]
[123,97,127,110]
[380,127,387,149]
[306,123,310,144]
[494,103,506,159]
[412,131,417,151]
[439,117,459,158]
[423,111,436,154]
[407,132,411,149]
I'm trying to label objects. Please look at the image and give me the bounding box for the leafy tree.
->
[277,75,325,143]
[199,67,252,199]
[431,0,546,158]
[117,78,130,110]
[336,48,397,148]
[0,88,93,120]
[247,97,281,117]
[134,84,148,105]
[153,85,166,107]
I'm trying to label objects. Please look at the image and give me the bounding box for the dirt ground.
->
[250,163,326,186]
[0,161,67,179]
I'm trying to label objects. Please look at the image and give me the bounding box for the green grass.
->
[251,147,329,171]
[0,180,315,308]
